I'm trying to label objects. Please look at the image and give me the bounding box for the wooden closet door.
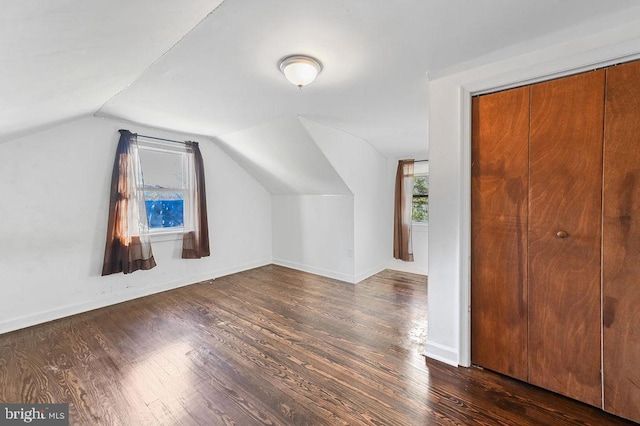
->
[471,87,529,380]
[528,70,604,407]
[603,61,640,423]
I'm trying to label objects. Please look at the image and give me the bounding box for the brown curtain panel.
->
[393,159,415,261]
[182,141,210,259]
[102,130,157,275]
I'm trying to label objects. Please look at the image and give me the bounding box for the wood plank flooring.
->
[0,265,634,425]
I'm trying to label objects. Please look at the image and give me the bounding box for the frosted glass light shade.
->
[279,55,322,88]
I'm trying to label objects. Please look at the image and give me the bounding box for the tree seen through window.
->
[412,175,428,223]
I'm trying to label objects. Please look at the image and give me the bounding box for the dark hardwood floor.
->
[0,265,634,425]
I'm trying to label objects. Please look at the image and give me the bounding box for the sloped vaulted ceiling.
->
[3,0,640,157]
[214,116,351,195]
[0,0,224,142]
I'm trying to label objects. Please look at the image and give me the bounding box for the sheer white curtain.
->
[102,130,156,275]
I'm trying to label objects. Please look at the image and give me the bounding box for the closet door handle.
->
[556,231,569,239]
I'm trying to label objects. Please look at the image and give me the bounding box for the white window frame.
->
[137,137,193,237]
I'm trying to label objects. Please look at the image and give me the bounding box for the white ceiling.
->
[0,0,223,142]
[3,0,640,157]
[214,116,351,195]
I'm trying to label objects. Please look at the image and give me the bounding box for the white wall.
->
[271,117,392,284]
[0,116,272,334]
[426,19,640,366]
[388,225,428,276]
[300,118,389,282]
[272,194,354,282]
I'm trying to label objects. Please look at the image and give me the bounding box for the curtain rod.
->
[137,133,187,145]
[414,159,428,163]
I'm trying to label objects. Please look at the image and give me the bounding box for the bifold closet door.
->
[528,70,604,407]
[603,61,640,422]
[471,87,529,380]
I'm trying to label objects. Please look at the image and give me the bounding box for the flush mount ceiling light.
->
[279,55,323,88]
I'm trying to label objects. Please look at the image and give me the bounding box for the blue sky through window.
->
[145,199,184,229]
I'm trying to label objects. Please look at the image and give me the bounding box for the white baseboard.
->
[0,276,206,335]
[354,264,387,283]
[387,260,428,276]
[272,258,356,283]
[0,260,272,335]
[214,259,272,279]
[424,339,459,367]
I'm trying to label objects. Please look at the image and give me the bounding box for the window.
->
[137,139,191,234]
[412,161,429,223]
[412,175,429,223]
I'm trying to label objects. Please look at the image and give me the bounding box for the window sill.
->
[148,229,185,242]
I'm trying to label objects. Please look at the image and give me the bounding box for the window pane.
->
[139,148,185,189]
[412,196,428,223]
[412,175,429,223]
[413,176,428,196]
[144,191,184,229]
